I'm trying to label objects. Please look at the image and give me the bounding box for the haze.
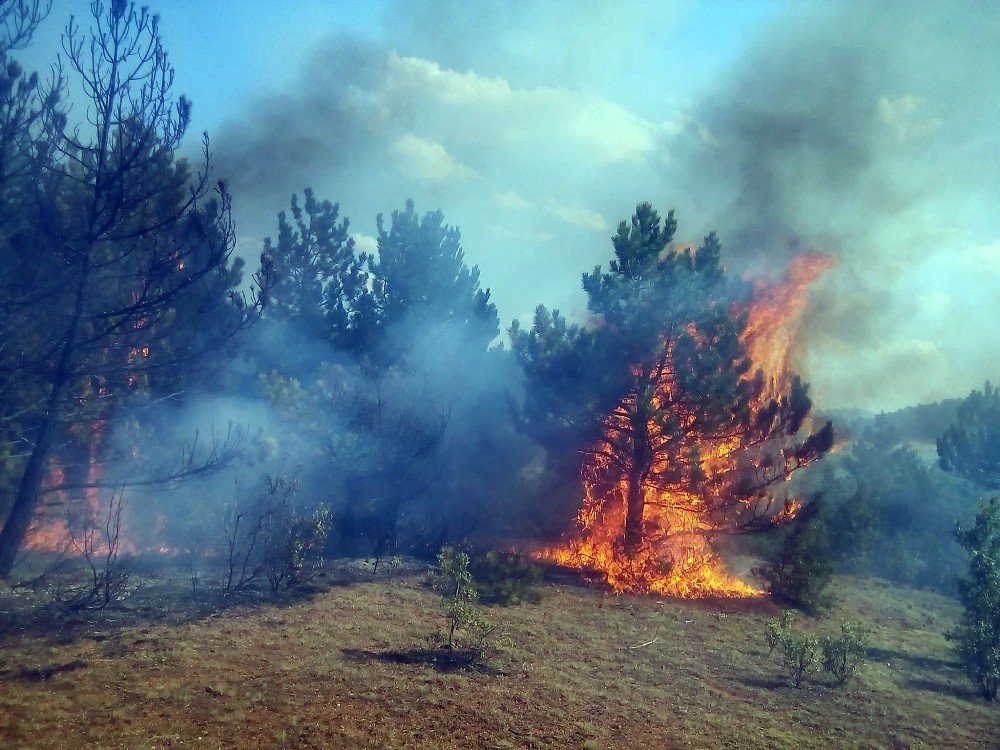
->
[20,0,1000,411]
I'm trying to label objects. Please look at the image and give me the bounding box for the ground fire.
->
[538,252,835,598]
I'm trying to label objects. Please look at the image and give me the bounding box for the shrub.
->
[469,550,543,605]
[825,489,876,572]
[755,501,833,613]
[261,501,332,592]
[777,631,821,688]
[949,498,1000,700]
[821,621,871,686]
[221,473,332,596]
[434,547,509,667]
[764,610,797,655]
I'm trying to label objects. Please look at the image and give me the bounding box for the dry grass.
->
[0,565,997,749]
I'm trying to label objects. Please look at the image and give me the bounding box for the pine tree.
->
[938,382,1000,490]
[263,188,371,349]
[951,498,1000,700]
[0,1,272,577]
[370,200,499,360]
[512,203,832,557]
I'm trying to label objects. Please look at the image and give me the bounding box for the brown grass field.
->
[1,561,998,749]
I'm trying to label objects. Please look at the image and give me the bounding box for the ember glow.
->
[24,412,141,557]
[537,253,833,597]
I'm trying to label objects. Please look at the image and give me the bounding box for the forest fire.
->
[24,416,140,558]
[537,252,834,598]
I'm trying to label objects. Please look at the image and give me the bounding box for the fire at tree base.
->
[535,496,763,599]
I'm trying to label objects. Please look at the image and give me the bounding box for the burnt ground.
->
[0,560,997,749]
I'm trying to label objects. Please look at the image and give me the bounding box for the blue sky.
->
[15,1,1000,412]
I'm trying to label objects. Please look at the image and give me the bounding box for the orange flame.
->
[536,253,832,598]
[24,418,140,557]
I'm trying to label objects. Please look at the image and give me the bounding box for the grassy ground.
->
[0,562,997,749]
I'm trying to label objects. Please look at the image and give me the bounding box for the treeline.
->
[0,1,537,572]
[0,1,992,593]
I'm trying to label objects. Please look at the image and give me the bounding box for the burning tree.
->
[0,1,273,577]
[512,204,832,596]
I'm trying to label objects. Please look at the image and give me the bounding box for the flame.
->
[742,253,834,397]
[536,253,832,598]
[24,418,140,557]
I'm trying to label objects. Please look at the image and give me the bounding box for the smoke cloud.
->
[210,0,1000,412]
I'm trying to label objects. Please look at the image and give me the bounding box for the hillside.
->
[822,399,963,450]
[1,564,996,749]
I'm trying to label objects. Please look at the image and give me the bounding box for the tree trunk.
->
[623,399,651,557]
[0,255,90,578]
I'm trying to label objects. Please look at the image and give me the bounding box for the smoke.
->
[208,0,999,414]
[675,1,1000,411]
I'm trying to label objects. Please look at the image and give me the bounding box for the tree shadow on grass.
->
[740,674,796,690]
[867,646,959,672]
[341,647,501,675]
[902,677,976,700]
[0,658,88,682]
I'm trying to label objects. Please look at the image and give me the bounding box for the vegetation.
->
[433,547,506,667]
[820,621,872,686]
[938,383,1000,490]
[765,609,797,654]
[764,611,871,688]
[950,498,1000,700]
[469,550,543,605]
[4,571,993,749]
[0,4,996,749]
[220,473,330,596]
[756,501,833,612]
[780,417,975,594]
[776,630,821,688]
[937,384,1000,700]
[511,204,832,561]
[0,0,273,577]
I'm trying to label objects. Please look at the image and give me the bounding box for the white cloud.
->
[877,94,941,143]
[385,53,678,166]
[492,190,535,212]
[352,233,378,254]
[543,200,610,233]
[960,240,1000,276]
[492,190,608,232]
[392,133,475,184]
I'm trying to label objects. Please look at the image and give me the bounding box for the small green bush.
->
[755,502,833,613]
[821,621,871,686]
[764,610,797,655]
[469,550,543,606]
[434,547,509,667]
[764,614,871,689]
[777,631,821,688]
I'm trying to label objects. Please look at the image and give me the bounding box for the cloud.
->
[492,190,534,212]
[543,200,610,233]
[392,133,475,184]
[961,241,1000,277]
[351,233,378,254]
[877,94,941,144]
[209,0,1000,412]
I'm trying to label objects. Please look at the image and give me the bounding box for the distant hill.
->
[819,398,962,448]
